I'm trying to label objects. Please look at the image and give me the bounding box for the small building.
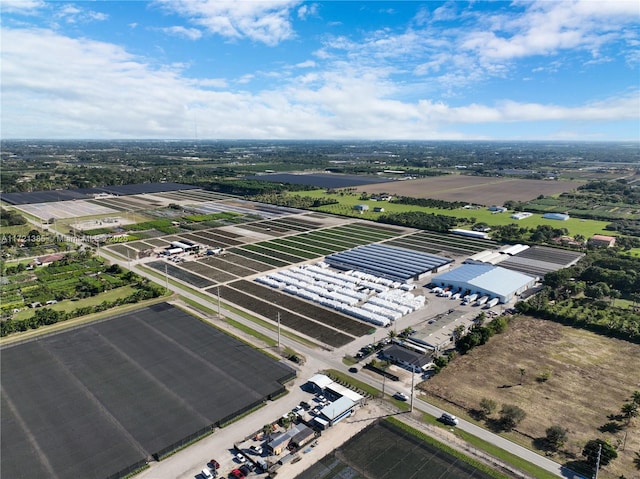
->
[35,253,65,266]
[488,205,507,213]
[381,344,432,372]
[450,229,489,240]
[373,207,385,212]
[542,213,570,221]
[314,396,356,429]
[306,374,334,393]
[510,212,533,220]
[266,432,291,456]
[289,425,316,449]
[589,234,616,248]
[353,204,369,212]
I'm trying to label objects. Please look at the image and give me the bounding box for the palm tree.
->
[622,402,639,425]
[632,390,640,405]
[519,368,526,385]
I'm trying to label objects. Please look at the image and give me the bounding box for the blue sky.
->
[1,0,639,140]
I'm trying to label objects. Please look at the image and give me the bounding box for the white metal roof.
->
[307,374,333,389]
[433,264,535,297]
[325,383,363,402]
[319,396,355,421]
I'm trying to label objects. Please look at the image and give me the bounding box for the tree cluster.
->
[377,211,459,232]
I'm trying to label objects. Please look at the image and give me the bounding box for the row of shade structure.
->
[255,263,426,327]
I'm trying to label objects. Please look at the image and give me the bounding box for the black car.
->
[239,464,252,476]
[348,367,358,373]
[299,401,311,410]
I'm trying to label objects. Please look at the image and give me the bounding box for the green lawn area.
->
[14,285,136,321]
[293,190,615,238]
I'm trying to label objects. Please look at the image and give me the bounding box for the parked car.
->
[239,464,252,476]
[230,468,245,479]
[235,453,246,463]
[200,468,214,479]
[208,459,220,469]
[439,413,459,426]
[249,445,263,455]
[299,401,311,410]
[393,392,408,401]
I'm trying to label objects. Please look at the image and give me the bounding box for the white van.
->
[201,468,214,479]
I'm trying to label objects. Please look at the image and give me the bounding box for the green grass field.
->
[13,285,136,321]
[294,190,615,237]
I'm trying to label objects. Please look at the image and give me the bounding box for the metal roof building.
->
[325,244,453,283]
[432,264,536,303]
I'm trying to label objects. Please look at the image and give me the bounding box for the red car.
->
[209,459,220,469]
[230,469,245,479]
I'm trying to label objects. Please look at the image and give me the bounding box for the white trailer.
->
[484,297,500,309]
[475,295,489,306]
[466,293,478,303]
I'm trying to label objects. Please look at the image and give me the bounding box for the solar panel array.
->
[325,244,452,282]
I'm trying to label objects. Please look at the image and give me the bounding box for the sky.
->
[1,0,639,141]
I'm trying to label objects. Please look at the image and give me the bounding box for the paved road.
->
[89,247,581,479]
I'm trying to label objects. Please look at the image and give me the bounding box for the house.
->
[381,344,432,372]
[488,205,507,213]
[588,235,616,248]
[35,253,65,266]
[353,204,369,212]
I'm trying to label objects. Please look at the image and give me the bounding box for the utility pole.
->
[410,368,415,413]
[593,443,602,479]
[277,311,281,349]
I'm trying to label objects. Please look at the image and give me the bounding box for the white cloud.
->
[161,25,203,40]
[154,0,301,45]
[297,3,319,20]
[1,27,638,140]
[54,3,109,24]
[461,0,639,61]
[0,0,45,14]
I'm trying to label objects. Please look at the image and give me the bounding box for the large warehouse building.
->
[431,264,537,303]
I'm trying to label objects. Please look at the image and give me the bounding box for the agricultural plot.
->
[105,243,139,259]
[184,230,244,247]
[198,256,262,277]
[352,176,585,205]
[90,195,162,211]
[385,231,498,258]
[15,200,119,221]
[146,260,215,288]
[194,199,305,219]
[233,279,373,337]
[241,243,309,264]
[499,245,583,277]
[181,259,251,281]
[1,303,296,479]
[226,247,290,268]
[218,284,356,347]
[245,172,394,188]
[298,419,495,479]
[204,252,273,273]
[150,189,234,202]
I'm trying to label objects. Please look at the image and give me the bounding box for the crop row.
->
[219,284,354,348]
